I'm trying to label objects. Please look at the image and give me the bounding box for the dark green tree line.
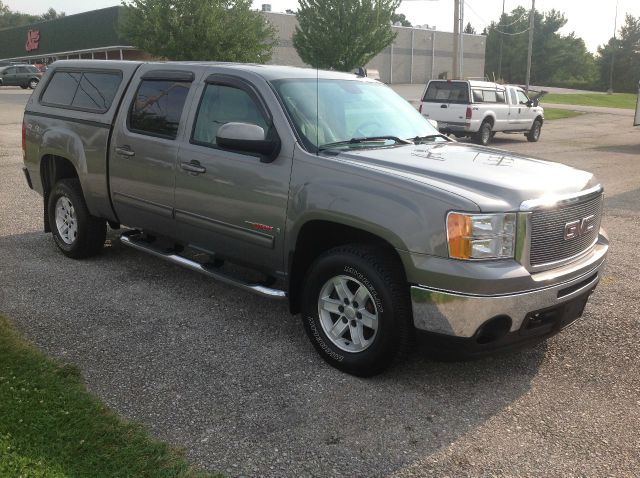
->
[597,14,640,92]
[0,1,65,28]
[484,7,596,88]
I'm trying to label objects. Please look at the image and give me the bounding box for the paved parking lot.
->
[1,87,639,477]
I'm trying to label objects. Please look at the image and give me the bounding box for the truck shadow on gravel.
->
[0,230,547,478]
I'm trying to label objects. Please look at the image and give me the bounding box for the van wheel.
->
[526,118,542,142]
[28,79,39,89]
[47,179,106,259]
[301,245,412,377]
[474,121,492,146]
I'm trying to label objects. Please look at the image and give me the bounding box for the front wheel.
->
[47,178,106,259]
[28,79,39,89]
[301,245,412,376]
[526,118,542,142]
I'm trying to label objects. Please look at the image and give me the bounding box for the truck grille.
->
[529,194,603,267]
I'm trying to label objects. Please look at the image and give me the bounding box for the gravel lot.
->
[1,87,639,477]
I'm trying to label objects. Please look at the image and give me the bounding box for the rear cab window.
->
[471,88,506,104]
[128,77,192,140]
[41,69,123,113]
[423,81,469,104]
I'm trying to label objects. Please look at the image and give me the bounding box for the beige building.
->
[263,11,486,84]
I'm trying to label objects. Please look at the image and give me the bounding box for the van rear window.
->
[423,82,469,104]
[41,70,122,113]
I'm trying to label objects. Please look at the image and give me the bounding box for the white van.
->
[419,80,544,145]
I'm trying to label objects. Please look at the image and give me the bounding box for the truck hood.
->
[331,142,598,211]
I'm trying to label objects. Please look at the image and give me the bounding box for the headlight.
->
[447,212,516,260]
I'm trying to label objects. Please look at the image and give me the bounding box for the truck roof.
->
[47,60,376,82]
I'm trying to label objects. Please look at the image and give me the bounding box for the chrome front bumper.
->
[411,232,608,338]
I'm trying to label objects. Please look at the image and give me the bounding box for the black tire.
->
[474,121,492,146]
[301,245,412,377]
[28,79,39,89]
[47,178,106,259]
[20,85,28,90]
[526,118,542,142]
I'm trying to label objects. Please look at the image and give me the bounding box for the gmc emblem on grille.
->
[564,215,596,240]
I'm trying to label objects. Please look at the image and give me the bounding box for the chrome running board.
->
[120,230,287,300]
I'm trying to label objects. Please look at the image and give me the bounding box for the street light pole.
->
[525,0,535,93]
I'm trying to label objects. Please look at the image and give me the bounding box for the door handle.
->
[440,104,448,108]
[115,146,135,157]
[180,160,206,174]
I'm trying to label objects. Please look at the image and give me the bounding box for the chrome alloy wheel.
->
[55,196,77,244]
[317,275,379,353]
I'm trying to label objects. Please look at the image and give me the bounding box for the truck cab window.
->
[129,79,191,139]
[509,89,518,105]
[517,90,530,105]
[192,84,268,147]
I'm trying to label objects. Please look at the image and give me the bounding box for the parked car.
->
[22,61,608,376]
[419,79,544,145]
[0,64,42,89]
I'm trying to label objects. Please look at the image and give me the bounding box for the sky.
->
[5,0,640,53]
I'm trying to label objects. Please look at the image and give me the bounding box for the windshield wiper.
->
[410,134,451,144]
[319,136,413,151]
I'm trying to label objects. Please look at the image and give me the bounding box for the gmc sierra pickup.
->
[22,60,609,376]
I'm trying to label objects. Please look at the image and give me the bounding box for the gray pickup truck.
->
[22,60,609,376]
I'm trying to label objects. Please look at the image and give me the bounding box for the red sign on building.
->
[25,29,40,52]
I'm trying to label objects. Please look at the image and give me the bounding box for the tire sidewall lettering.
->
[306,315,344,362]
[343,265,384,313]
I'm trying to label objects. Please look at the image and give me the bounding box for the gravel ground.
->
[1,88,639,477]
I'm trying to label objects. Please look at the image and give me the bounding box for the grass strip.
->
[544,108,583,121]
[542,92,637,110]
[0,314,218,478]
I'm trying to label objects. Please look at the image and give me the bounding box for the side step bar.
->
[120,231,287,300]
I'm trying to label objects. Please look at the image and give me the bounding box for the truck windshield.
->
[271,78,439,152]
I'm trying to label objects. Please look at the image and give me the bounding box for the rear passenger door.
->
[109,70,196,237]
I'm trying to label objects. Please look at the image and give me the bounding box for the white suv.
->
[419,80,544,145]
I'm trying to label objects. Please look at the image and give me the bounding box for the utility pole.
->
[459,0,464,78]
[608,0,619,94]
[452,0,459,79]
[525,0,535,93]
[497,0,505,80]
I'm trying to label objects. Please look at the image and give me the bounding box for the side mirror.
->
[427,119,439,130]
[216,122,280,163]
[526,99,533,107]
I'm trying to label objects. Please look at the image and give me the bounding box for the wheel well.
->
[483,116,495,127]
[287,220,403,314]
[535,115,544,124]
[40,155,79,232]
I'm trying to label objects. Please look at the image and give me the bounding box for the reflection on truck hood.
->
[332,142,597,211]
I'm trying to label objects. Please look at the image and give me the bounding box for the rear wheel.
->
[47,178,106,259]
[20,85,28,90]
[526,118,542,142]
[474,121,493,146]
[301,245,412,376]
[28,78,39,89]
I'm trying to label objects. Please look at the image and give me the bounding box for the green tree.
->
[120,0,277,62]
[463,22,476,34]
[391,12,411,27]
[40,8,66,21]
[597,14,640,92]
[293,0,400,71]
[484,7,596,88]
[0,1,37,28]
